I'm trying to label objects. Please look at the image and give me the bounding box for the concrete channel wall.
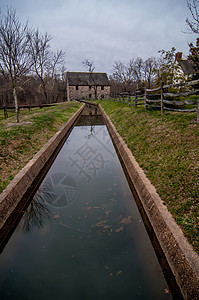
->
[98,104,199,300]
[0,101,199,299]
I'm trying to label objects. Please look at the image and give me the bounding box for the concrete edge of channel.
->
[0,104,85,231]
[98,104,199,300]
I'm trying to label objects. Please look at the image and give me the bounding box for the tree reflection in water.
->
[22,182,53,233]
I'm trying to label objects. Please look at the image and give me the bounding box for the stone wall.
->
[68,85,110,101]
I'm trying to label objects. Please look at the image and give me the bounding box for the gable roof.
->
[177,60,195,75]
[67,72,110,86]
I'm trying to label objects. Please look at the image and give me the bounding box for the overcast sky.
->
[0,0,197,75]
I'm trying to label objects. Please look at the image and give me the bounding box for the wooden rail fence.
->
[111,79,199,123]
[0,104,56,118]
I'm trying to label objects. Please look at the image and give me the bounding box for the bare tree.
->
[131,57,144,88]
[0,7,32,122]
[82,58,99,99]
[112,58,145,91]
[47,50,65,103]
[143,57,158,88]
[28,29,52,103]
[82,59,95,72]
[186,0,199,33]
[112,61,133,91]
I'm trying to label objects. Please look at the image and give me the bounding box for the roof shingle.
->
[178,60,195,75]
[67,72,110,86]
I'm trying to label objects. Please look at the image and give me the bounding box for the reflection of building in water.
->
[69,125,115,182]
[69,142,109,182]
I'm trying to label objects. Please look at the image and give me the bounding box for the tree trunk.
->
[148,78,151,89]
[95,86,97,99]
[3,96,8,118]
[41,79,48,104]
[44,89,48,104]
[12,80,20,123]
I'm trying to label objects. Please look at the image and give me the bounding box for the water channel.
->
[0,106,179,299]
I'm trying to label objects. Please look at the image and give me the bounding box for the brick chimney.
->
[196,38,199,47]
[175,52,182,61]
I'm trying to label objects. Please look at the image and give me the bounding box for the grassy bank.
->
[99,100,199,254]
[0,102,82,193]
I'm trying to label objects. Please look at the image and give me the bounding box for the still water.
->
[0,109,173,299]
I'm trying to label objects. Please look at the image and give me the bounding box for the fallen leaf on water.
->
[116,270,123,276]
[87,206,102,210]
[105,210,111,216]
[94,220,107,227]
[104,265,109,270]
[119,216,132,225]
[164,288,170,294]
[103,225,111,229]
[59,222,70,228]
[115,227,124,232]
[53,214,60,219]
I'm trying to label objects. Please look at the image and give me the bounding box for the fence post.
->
[128,92,131,106]
[197,99,199,124]
[135,91,137,108]
[161,81,164,115]
[144,88,147,111]
[3,106,8,118]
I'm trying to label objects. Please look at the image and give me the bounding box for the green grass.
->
[98,100,199,254]
[0,102,82,193]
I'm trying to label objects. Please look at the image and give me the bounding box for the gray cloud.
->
[0,0,196,74]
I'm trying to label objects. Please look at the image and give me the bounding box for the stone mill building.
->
[66,72,110,101]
